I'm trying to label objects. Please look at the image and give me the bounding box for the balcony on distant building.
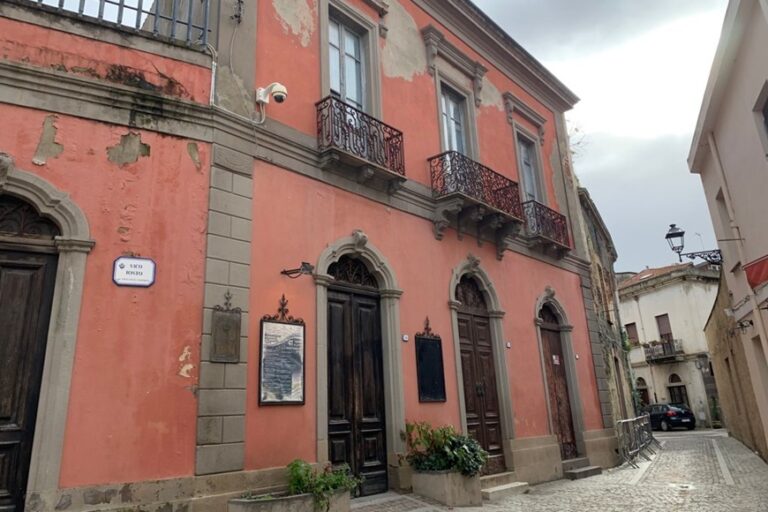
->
[428,151,524,258]
[643,338,684,363]
[316,96,406,192]
[20,0,212,45]
[522,200,570,257]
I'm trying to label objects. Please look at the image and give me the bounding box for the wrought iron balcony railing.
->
[428,151,523,220]
[643,339,684,362]
[21,0,211,45]
[522,200,570,249]
[316,96,405,177]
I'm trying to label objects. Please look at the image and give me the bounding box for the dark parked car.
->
[645,403,696,431]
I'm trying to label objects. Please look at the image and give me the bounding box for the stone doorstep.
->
[561,457,590,472]
[563,465,602,480]
[479,471,517,489]
[480,482,530,502]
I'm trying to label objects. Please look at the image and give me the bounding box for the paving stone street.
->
[351,430,768,512]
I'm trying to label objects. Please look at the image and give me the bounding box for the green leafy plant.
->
[404,421,488,477]
[287,459,361,511]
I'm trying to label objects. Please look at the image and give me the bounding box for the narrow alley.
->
[352,431,768,512]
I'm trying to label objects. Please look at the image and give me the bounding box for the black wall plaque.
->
[415,318,447,402]
[211,291,242,363]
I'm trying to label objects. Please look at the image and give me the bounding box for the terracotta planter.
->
[411,470,481,507]
[229,489,350,512]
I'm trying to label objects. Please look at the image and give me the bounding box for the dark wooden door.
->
[458,312,504,474]
[327,288,387,496]
[0,249,58,512]
[541,326,578,460]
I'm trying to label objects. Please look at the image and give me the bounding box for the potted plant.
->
[405,422,488,507]
[229,460,360,512]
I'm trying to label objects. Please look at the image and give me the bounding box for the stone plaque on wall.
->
[211,292,242,363]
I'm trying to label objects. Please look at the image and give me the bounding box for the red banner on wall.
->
[745,255,768,289]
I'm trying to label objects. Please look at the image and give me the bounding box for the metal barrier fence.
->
[616,414,662,468]
[22,0,211,45]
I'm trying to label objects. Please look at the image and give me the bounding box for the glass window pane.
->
[344,29,361,59]
[345,55,362,107]
[330,46,341,94]
[329,20,340,47]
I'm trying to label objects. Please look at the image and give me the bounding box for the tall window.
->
[625,323,639,344]
[763,99,768,136]
[440,85,467,154]
[517,136,542,202]
[655,314,673,342]
[329,18,364,110]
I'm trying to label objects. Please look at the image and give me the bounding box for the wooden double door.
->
[0,249,58,512]
[541,323,578,460]
[327,287,388,496]
[457,312,504,474]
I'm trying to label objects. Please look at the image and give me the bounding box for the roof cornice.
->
[412,0,579,112]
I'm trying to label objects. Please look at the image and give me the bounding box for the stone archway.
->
[534,287,587,459]
[448,254,515,471]
[315,230,404,485]
[0,153,94,504]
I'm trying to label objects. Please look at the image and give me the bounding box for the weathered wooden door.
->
[0,249,58,512]
[456,276,504,474]
[540,308,578,460]
[327,287,387,496]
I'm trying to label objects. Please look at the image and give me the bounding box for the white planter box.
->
[412,470,481,507]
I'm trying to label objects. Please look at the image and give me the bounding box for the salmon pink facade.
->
[0,1,617,511]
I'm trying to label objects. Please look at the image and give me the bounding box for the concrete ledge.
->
[509,435,563,484]
[583,428,619,469]
[26,466,297,512]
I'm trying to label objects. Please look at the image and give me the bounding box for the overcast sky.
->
[477,0,728,272]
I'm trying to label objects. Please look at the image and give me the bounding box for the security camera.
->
[256,82,288,104]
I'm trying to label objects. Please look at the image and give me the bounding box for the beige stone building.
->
[618,264,721,428]
[688,0,768,459]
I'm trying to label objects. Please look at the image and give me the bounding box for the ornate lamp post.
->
[665,224,722,265]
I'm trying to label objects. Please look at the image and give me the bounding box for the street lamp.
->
[664,224,723,265]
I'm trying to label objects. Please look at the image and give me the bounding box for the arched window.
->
[636,377,647,388]
[669,373,682,384]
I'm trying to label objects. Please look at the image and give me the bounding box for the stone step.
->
[481,482,530,502]
[564,465,602,480]
[480,471,517,489]
[561,457,590,472]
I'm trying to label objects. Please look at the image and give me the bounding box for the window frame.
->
[439,82,470,155]
[434,75,479,158]
[625,322,639,344]
[753,80,768,159]
[514,125,546,204]
[320,0,382,116]
[655,313,673,342]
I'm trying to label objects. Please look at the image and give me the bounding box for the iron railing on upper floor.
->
[522,200,570,249]
[643,339,684,362]
[20,0,211,46]
[316,96,405,176]
[429,151,524,220]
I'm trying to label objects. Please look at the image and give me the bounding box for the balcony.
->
[429,151,524,258]
[522,200,570,257]
[316,96,406,192]
[643,339,684,363]
[20,0,211,45]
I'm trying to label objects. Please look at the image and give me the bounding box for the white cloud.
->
[547,9,724,139]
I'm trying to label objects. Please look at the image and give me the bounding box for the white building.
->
[618,263,720,427]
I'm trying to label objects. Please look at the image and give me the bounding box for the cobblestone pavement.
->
[351,430,768,511]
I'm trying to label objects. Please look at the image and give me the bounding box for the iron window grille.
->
[21,0,211,46]
[316,95,405,176]
[522,200,570,249]
[429,151,523,220]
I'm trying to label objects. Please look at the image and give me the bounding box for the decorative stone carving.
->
[421,25,487,107]
[0,152,13,188]
[351,229,369,252]
[328,255,378,288]
[504,92,547,137]
[466,253,481,271]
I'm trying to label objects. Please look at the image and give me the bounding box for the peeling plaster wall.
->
[273,0,317,48]
[0,16,211,103]
[381,0,428,81]
[0,104,210,488]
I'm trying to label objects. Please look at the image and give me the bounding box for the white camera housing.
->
[256,82,288,104]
